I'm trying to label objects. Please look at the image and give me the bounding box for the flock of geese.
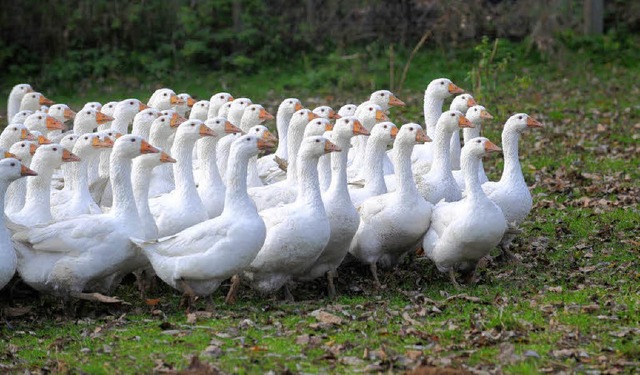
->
[0,79,542,304]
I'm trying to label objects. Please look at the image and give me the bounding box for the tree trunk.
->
[584,0,604,35]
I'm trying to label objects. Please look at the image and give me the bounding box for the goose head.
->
[504,113,544,133]
[113,135,160,159]
[0,147,17,160]
[218,102,233,118]
[369,122,399,146]
[313,106,340,120]
[358,103,388,129]
[33,144,81,170]
[241,104,274,128]
[465,105,493,125]
[20,92,54,111]
[48,104,76,122]
[153,88,182,108]
[11,110,34,125]
[209,92,234,109]
[10,141,39,161]
[73,133,114,158]
[426,78,464,100]
[82,102,102,111]
[232,132,277,160]
[0,158,37,182]
[101,101,118,117]
[229,98,253,124]
[114,99,148,124]
[396,123,430,146]
[97,129,122,143]
[133,108,161,132]
[450,94,477,113]
[299,136,341,159]
[150,115,180,140]
[10,84,33,101]
[75,108,114,133]
[338,104,357,118]
[34,132,51,145]
[370,90,405,111]
[178,93,195,108]
[304,118,333,137]
[462,137,502,161]
[437,110,474,133]
[190,100,210,121]
[175,119,215,143]
[204,117,243,138]
[333,116,368,139]
[24,113,64,133]
[60,133,79,151]
[2,123,35,144]
[278,98,304,117]
[247,125,278,148]
[290,109,318,131]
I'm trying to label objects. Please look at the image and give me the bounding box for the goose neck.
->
[362,138,387,193]
[224,150,254,213]
[171,135,198,196]
[327,137,351,198]
[431,127,453,172]
[500,129,524,184]
[22,159,56,218]
[132,159,154,225]
[424,93,444,139]
[463,123,481,143]
[110,153,138,219]
[275,111,293,158]
[395,142,420,196]
[285,125,305,184]
[296,153,324,210]
[198,137,223,188]
[111,117,131,134]
[462,153,485,201]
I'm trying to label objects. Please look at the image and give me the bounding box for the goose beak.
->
[458,115,474,128]
[390,126,399,138]
[388,95,406,107]
[22,129,35,141]
[375,109,388,122]
[259,108,274,121]
[526,116,544,128]
[484,140,502,153]
[140,139,160,154]
[139,103,149,111]
[114,132,124,139]
[448,83,465,94]
[159,151,176,163]
[20,164,37,176]
[37,135,52,145]
[39,95,55,106]
[96,112,114,124]
[262,130,278,144]
[29,143,39,155]
[466,97,477,107]
[63,108,76,120]
[199,124,216,137]
[416,128,431,143]
[324,140,341,153]
[170,113,186,128]
[227,96,234,102]
[46,116,64,130]
[329,110,341,120]
[224,121,244,134]
[170,94,184,106]
[324,122,334,131]
[62,149,81,162]
[25,87,34,94]
[93,136,114,148]
[480,110,493,119]
[3,151,17,159]
[186,97,196,107]
[352,119,369,136]
[257,131,277,150]
[294,102,304,111]
[308,112,319,121]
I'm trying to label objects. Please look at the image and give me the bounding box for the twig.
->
[389,43,395,91]
[397,30,432,94]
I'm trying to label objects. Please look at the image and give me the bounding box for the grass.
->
[1,39,639,373]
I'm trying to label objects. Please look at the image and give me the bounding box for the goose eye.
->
[69,136,73,140]
[518,116,523,120]
[380,93,384,96]
[255,129,259,132]
[383,125,388,129]
[163,93,167,96]
[451,113,455,117]
[474,108,478,111]
[84,136,89,140]
[288,101,292,104]
[246,138,250,142]
[129,101,134,105]
[409,127,414,131]
[53,147,58,151]
[476,139,481,143]
[87,111,91,114]
[220,95,224,99]
[131,138,136,142]
[21,144,25,147]
[440,81,445,85]
[10,162,15,167]
[369,108,373,111]
[252,108,255,111]
[315,139,320,143]
[32,95,36,98]
[161,119,165,122]
[191,123,195,126]
[13,127,17,131]
[38,116,42,119]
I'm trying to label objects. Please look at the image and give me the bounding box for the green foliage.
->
[467,36,512,102]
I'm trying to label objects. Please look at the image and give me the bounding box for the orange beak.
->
[390,126,399,138]
[480,110,493,120]
[448,83,465,94]
[20,164,37,176]
[458,115,474,128]
[388,95,406,107]
[139,103,149,111]
[294,102,304,111]
[329,110,341,120]
[324,122,334,131]
[140,139,160,154]
[96,112,114,124]
[375,110,388,122]
[25,87,34,94]
[170,113,185,128]
[227,96,234,102]
[46,116,64,130]
[29,143,39,155]
[186,97,196,107]
[308,112,319,121]
[262,130,278,144]
[257,131,278,150]
[3,151,17,159]
[39,95,55,106]
[93,136,114,148]
[324,140,341,153]
[258,108,274,121]
[37,135,52,145]
[526,116,544,128]
[170,94,184,106]
[484,140,502,153]
[466,97,477,107]
[352,119,369,136]
[224,121,244,134]
[21,129,35,141]
[416,128,431,143]
[63,108,76,120]
[199,124,217,137]
[159,151,176,163]
[114,132,124,139]
[62,148,81,162]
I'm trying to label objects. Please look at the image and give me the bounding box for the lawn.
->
[1,39,639,374]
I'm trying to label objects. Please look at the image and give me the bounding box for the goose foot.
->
[326,271,336,300]
[224,275,241,305]
[370,263,382,289]
[493,244,519,264]
[178,279,196,313]
[69,291,126,304]
[283,284,295,302]
[448,269,462,290]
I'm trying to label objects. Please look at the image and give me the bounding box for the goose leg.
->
[370,263,382,288]
[448,269,461,290]
[224,274,241,305]
[283,284,295,302]
[178,279,196,313]
[326,270,336,300]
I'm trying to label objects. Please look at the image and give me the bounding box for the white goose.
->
[482,113,544,259]
[175,93,195,118]
[298,117,369,297]
[417,110,473,204]
[348,103,388,180]
[20,92,54,112]
[239,104,274,187]
[8,84,33,120]
[82,102,102,111]
[216,98,252,173]
[135,133,275,297]
[98,101,118,131]
[218,101,233,118]
[349,124,432,285]
[423,137,505,286]
[24,113,64,136]
[148,88,182,110]
[147,113,183,197]
[452,105,493,190]
[131,108,161,139]
[0,158,37,290]
[241,136,340,300]
[5,141,38,214]
[207,92,234,119]
[46,104,76,140]
[313,106,340,120]
[11,110,34,125]
[189,100,210,121]
[448,94,477,170]
[149,120,215,237]
[50,134,79,204]
[338,104,357,117]
[0,123,35,149]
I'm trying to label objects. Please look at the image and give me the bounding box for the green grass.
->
[1,39,640,373]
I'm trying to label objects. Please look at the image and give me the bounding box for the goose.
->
[148,88,182,110]
[24,113,64,136]
[304,119,334,191]
[0,158,37,290]
[221,125,272,184]
[131,108,161,139]
[482,113,544,260]
[448,94,477,170]
[239,104,274,188]
[348,103,388,180]
[216,98,252,173]
[134,133,275,297]
[20,92,54,113]
[11,110,34,125]
[417,110,473,204]
[197,117,244,218]
[8,84,33,120]
[50,133,79,199]
[313,106,340,120]
[248,109,320,212]
[82,102,102,111]
[175,93,196,118]
[207,92,234,119]
[189,100,210,121]
[74,108,114,135]
[46,104,76,140]
[13,135,160,296]
[349,122,397,207]
[9,144,80,226]
[148,120,215,237]
[218,101,233,118]
[298,117,368,297]
[5,141,38,214]
[452,105,493,190]
[240,136,340,300]
[256,98,303,184]
[1,123,35,149]
[422,137,505,287]
[147,113,184,197]
[410,78,465,175]
[338,104,357,117]
[98,101,118,131]
[52,134,114,219]
[349,123,432,285]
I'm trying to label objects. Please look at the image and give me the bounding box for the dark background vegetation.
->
[0,0,638,96]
